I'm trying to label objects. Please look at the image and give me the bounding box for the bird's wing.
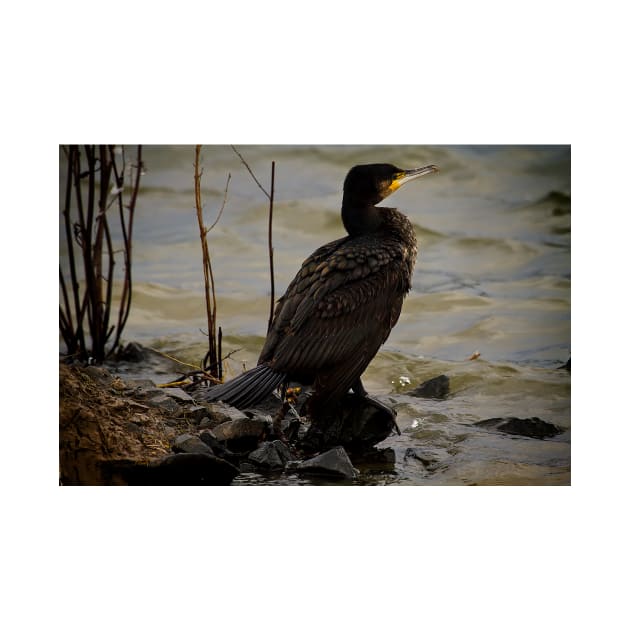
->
[261,234,412,376]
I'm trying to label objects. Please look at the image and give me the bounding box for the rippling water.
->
[60,145,571,485]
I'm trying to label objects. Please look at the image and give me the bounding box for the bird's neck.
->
[341,203,414,245]
[341,202,382,236]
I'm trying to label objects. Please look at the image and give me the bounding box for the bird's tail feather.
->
[201,364,286,408]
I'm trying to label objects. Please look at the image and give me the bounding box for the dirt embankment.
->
[59,364,180,484]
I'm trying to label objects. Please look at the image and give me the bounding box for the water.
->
[59,145,571,485]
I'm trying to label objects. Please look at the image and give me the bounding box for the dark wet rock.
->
[354,447,396,465]
[115,341,149,362]
[408,375,450,399]
[118,453,239,485]
[199,430,240,465]
[290,446,358,480]
[213,416,272,451]
[172,434,214,455]
[404,448,439,468]
[558,358,571,372]
[183,405,211,423]
[300,394,398,454]
[283,418,304,443]
[163,387,194,403]
[199,428,217,442]
[474,417,562,439]
[273,440,292,464]
[351,447,397,475]
[239,462,258,474]
[248,441,287,470]
[545,191,571,216]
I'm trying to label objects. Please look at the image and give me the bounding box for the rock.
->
[172,434,213,455]
[351,447,396,476]
[144,393,180,414]
[121,453,239,485]
[184,405,210,423]
[199,431,240,465]
[558,358,571,372]
[248,442,285,470]
[355,447,396,465]
[408,375,450,399]
[122,378,157,391]
[292,446,358,480]
[198,429,218,442]
[248,440,293,470]
[300,394,398,454]
[272,440,292,464]
[141,387,171,399]
[282,418,303,442]
[195,401,249,426]
[213,416,271,451]
[116,341,149,362]
[83,366,115,387]
[474,417,562,439]
[239,462,258,474]
[404,448,439,468]
[163,387,194,403]
[198,416,215,429]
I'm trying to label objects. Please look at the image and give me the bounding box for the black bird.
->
[203,162,438,414]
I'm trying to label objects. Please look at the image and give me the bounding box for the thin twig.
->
[267,161,276,333]
[111,145,142,352]
[230,148,277,334]
[230,145,270,200]
[218,326,223,381]
[147,347,206,372]
[207,174,231,233]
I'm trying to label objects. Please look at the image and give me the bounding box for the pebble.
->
[248,442,285,470]
[292,446,358,480]
[144,393,180,414]
[184,405,211,423]
[196,401,249,424]
[213,416,271,443]
[172,434,214,455]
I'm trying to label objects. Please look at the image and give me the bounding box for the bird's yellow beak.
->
[388,164,439,194]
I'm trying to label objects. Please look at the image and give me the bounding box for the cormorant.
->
[203,162,438,414]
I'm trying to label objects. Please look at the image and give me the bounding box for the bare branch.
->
[230,145,270,200]
[194,145,221,379]
[207,173,231,233]
[267,161,276,333]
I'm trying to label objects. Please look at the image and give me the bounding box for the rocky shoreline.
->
[59,360,392,485]
[59,345,567,485]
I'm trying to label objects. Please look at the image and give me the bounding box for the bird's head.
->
[343,163,439,207]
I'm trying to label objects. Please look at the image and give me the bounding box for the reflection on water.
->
[59,145,570,485]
